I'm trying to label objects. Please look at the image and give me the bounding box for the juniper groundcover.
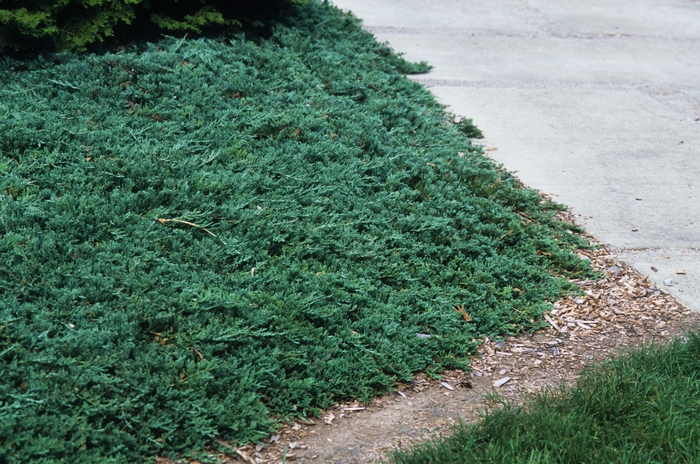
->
[0,1,592,461]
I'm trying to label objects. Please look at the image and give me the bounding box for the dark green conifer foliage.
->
[0,0,305,53]
[0,1,592,461]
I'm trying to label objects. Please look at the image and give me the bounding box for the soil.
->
[162,209,700,464]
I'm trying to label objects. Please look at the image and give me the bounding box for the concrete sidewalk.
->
[332,0,700,312]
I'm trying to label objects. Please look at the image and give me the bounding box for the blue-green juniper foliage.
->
[0,1,591,461]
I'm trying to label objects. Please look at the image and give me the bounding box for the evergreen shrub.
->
[0,1,593,461]
[0,0,306,53]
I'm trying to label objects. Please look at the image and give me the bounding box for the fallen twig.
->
[214,439,256,464]
[156,218,226,244]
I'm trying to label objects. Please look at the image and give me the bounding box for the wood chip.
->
[543,314,562,332]
[440,382,455,391]
[492,377,511,388]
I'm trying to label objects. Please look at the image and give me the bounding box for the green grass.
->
[392,331,700,464]
[0,1,592,462]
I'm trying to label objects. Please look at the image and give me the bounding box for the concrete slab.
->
[332,0,536,32]
[332,0,700,311]
[536,0,700,39]
[372,34,700,88]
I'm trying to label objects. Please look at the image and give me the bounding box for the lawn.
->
[0,1,591,461]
